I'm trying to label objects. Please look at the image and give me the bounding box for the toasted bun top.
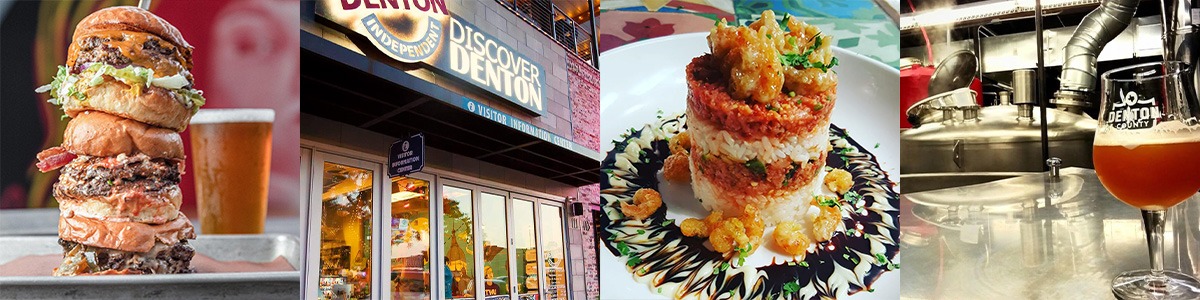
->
[72,6,192,54]
[63,111,184,159]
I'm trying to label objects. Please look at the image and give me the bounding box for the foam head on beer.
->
[190,108,276,125]
[1094,120,1200,149]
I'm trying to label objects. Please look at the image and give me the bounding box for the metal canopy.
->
[301,31,599,187]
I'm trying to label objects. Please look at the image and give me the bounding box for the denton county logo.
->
[1106,88,1162,129]
[341,0,450,63]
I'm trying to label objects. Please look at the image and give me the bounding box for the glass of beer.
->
[1094,61,1200,299]
[189,108,275,234]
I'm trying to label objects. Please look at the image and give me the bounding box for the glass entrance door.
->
[479,191,511,299]
[539,204,569,300]
[387,174,435,300]
[307,151,382,300]
[442,183,477,300]
[511,198,540,300]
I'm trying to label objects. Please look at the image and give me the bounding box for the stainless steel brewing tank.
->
[901,105,1098,173]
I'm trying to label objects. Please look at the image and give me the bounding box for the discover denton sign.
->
[317,0,548,116]
[389,133,425,177]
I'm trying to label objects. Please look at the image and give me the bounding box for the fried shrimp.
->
[688,207,765,255]
[620,188,663,221]
[709,217,749,253]
[825,169,853,194]
[670,131,692,155]
[680,218,709,237]
[773,221,811,257]
[812,197,841,242]
[662,153,692,183]
[739,207,765,250]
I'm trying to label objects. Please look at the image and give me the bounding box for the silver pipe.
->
[1161,0,1195,61]
[1054,0,1140,109]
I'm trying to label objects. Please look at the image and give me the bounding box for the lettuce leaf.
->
[34,63,205,111]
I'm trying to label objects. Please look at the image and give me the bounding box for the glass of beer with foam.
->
[1094,61,1200,299]
[189,108,274,234]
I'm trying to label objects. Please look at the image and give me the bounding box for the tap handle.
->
[1046,157,1063,177]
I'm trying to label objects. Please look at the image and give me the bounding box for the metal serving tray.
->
[0,234,301,299]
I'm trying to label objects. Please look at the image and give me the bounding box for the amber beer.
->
[1093,139,1200,209]
[189,109,274,234]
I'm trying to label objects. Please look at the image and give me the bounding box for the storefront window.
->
[319,162,374,300]
[480,192,511,298]
[390,177,431,300]
[513,199,539,300]
[443,185,475,299]
[540,204,568,300]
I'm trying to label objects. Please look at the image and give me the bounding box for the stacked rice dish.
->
[686,11,838,225]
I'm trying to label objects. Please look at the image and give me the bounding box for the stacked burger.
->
[34,7,206,275]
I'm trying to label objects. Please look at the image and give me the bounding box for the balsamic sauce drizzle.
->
[599,115,899,299]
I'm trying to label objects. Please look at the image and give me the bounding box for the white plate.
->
[599,32,900,299]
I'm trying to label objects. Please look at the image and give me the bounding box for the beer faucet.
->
[1054,0,1197,110]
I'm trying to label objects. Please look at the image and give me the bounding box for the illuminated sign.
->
[317,0,548,115]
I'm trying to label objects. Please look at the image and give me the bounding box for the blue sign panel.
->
[389,133,425,177]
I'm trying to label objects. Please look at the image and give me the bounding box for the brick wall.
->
[568,55,601,152]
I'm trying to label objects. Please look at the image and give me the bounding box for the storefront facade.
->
[299,1,600,299]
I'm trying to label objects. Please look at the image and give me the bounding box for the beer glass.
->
[189,108,275,234]
[1093,61,1200,299]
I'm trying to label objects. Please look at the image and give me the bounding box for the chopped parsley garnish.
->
[824,166,833,172]
[838,147,853,155]
[874,253,900,270]
[844,191,862,205]
[874,142,881,149]
[636,229,646,235]
[813,103,825,111]
[817,196,840,208]
[658,287,663,293]
[798,261,809,267]
[745,158,767,178]
[766,33,772,39]
[787,36,797,47]
[627,256,642,267]
[783,281,801,294]
[616,241,631,256]
[661,219,674,227]
[778,33,838,72]
[736,245,751,266]
[719,262,730,271]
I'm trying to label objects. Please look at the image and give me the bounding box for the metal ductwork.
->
[1054,0,1140,109]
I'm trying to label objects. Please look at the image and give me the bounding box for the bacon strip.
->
[36,146,77,172]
